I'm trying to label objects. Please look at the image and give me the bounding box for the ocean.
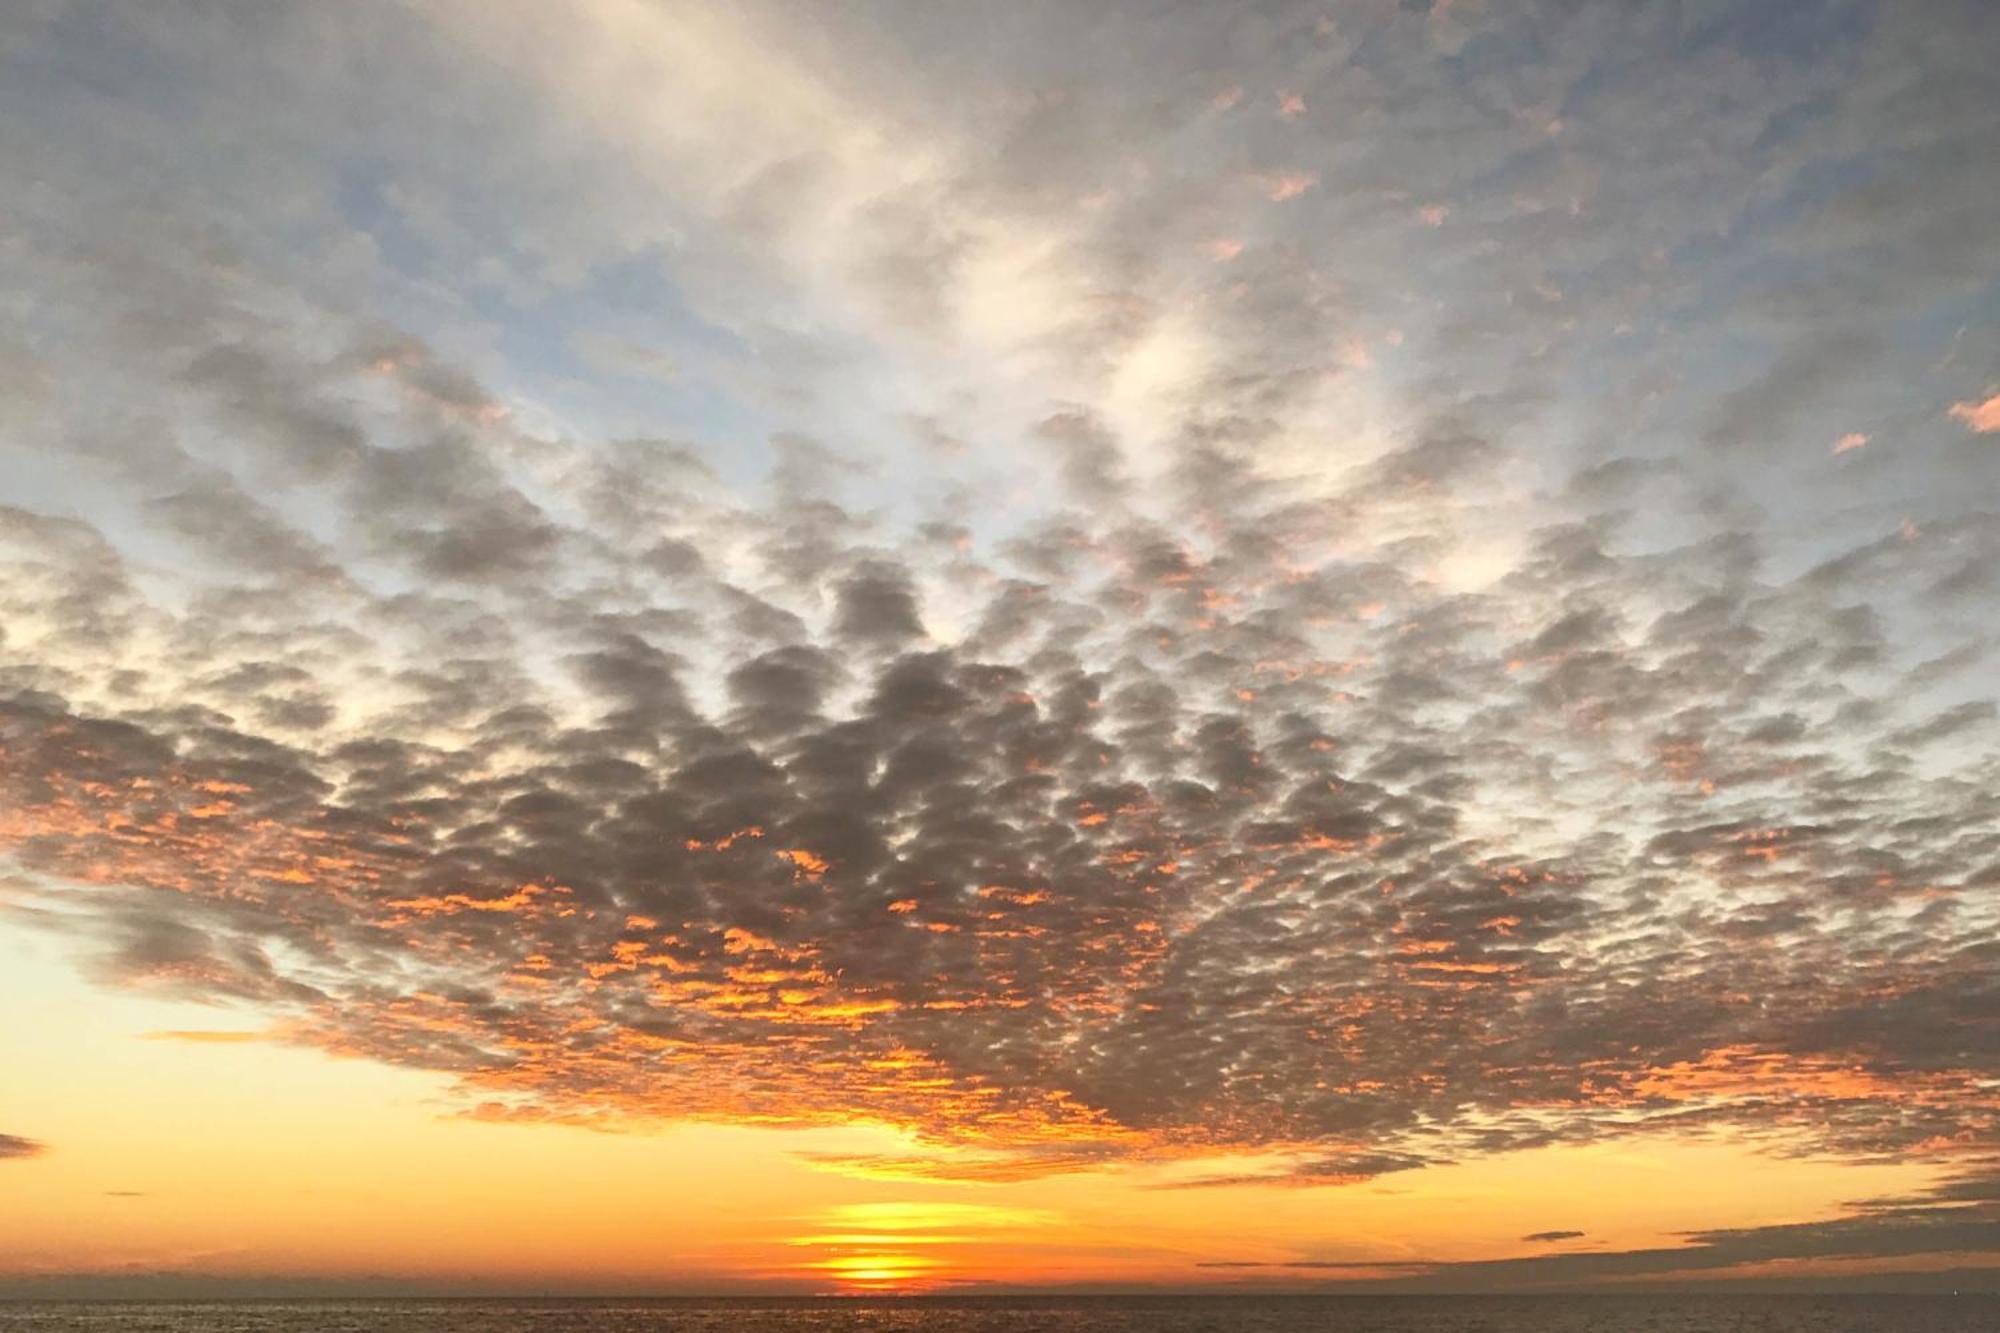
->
[0,1297,1995,1333]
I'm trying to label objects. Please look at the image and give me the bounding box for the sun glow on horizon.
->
[2,926,1967,1292]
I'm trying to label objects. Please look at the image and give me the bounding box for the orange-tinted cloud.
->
[1950,391,2000,433]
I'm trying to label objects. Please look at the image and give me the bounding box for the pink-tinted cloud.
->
[1949,391,2000,433]
[1262,171,1317,202]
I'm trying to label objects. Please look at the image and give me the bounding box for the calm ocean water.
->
[0,1297,1995,1333]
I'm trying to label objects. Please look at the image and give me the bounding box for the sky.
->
[1,0,1998,1298]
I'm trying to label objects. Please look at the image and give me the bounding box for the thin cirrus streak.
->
[1,0,1998,1294]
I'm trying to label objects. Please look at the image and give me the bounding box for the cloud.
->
[1951,392,2000,434]
[1522,1230,1586,1243]
[0,0,1997,1274]
[0,1135,44,1162]
[1203,1168,2000,1290]
[1167,1152,1431,1191]
[141,1030,269,1044]
[795,1149,1118,1186]
[8,414,1995,1180]
[1260,171,1318,202]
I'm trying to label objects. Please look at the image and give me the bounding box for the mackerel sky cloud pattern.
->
[2,0,1998,1272]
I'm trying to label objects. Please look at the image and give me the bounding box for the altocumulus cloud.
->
[0,0,1998,1231]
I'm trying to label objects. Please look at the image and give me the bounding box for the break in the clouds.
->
[2,0,1999,1265]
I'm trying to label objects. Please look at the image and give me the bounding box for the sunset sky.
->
[3,0,1999,1297]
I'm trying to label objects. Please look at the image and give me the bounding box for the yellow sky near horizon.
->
[0,933,1952,1293]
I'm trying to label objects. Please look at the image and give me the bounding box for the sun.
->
[811,1253,943,1292]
